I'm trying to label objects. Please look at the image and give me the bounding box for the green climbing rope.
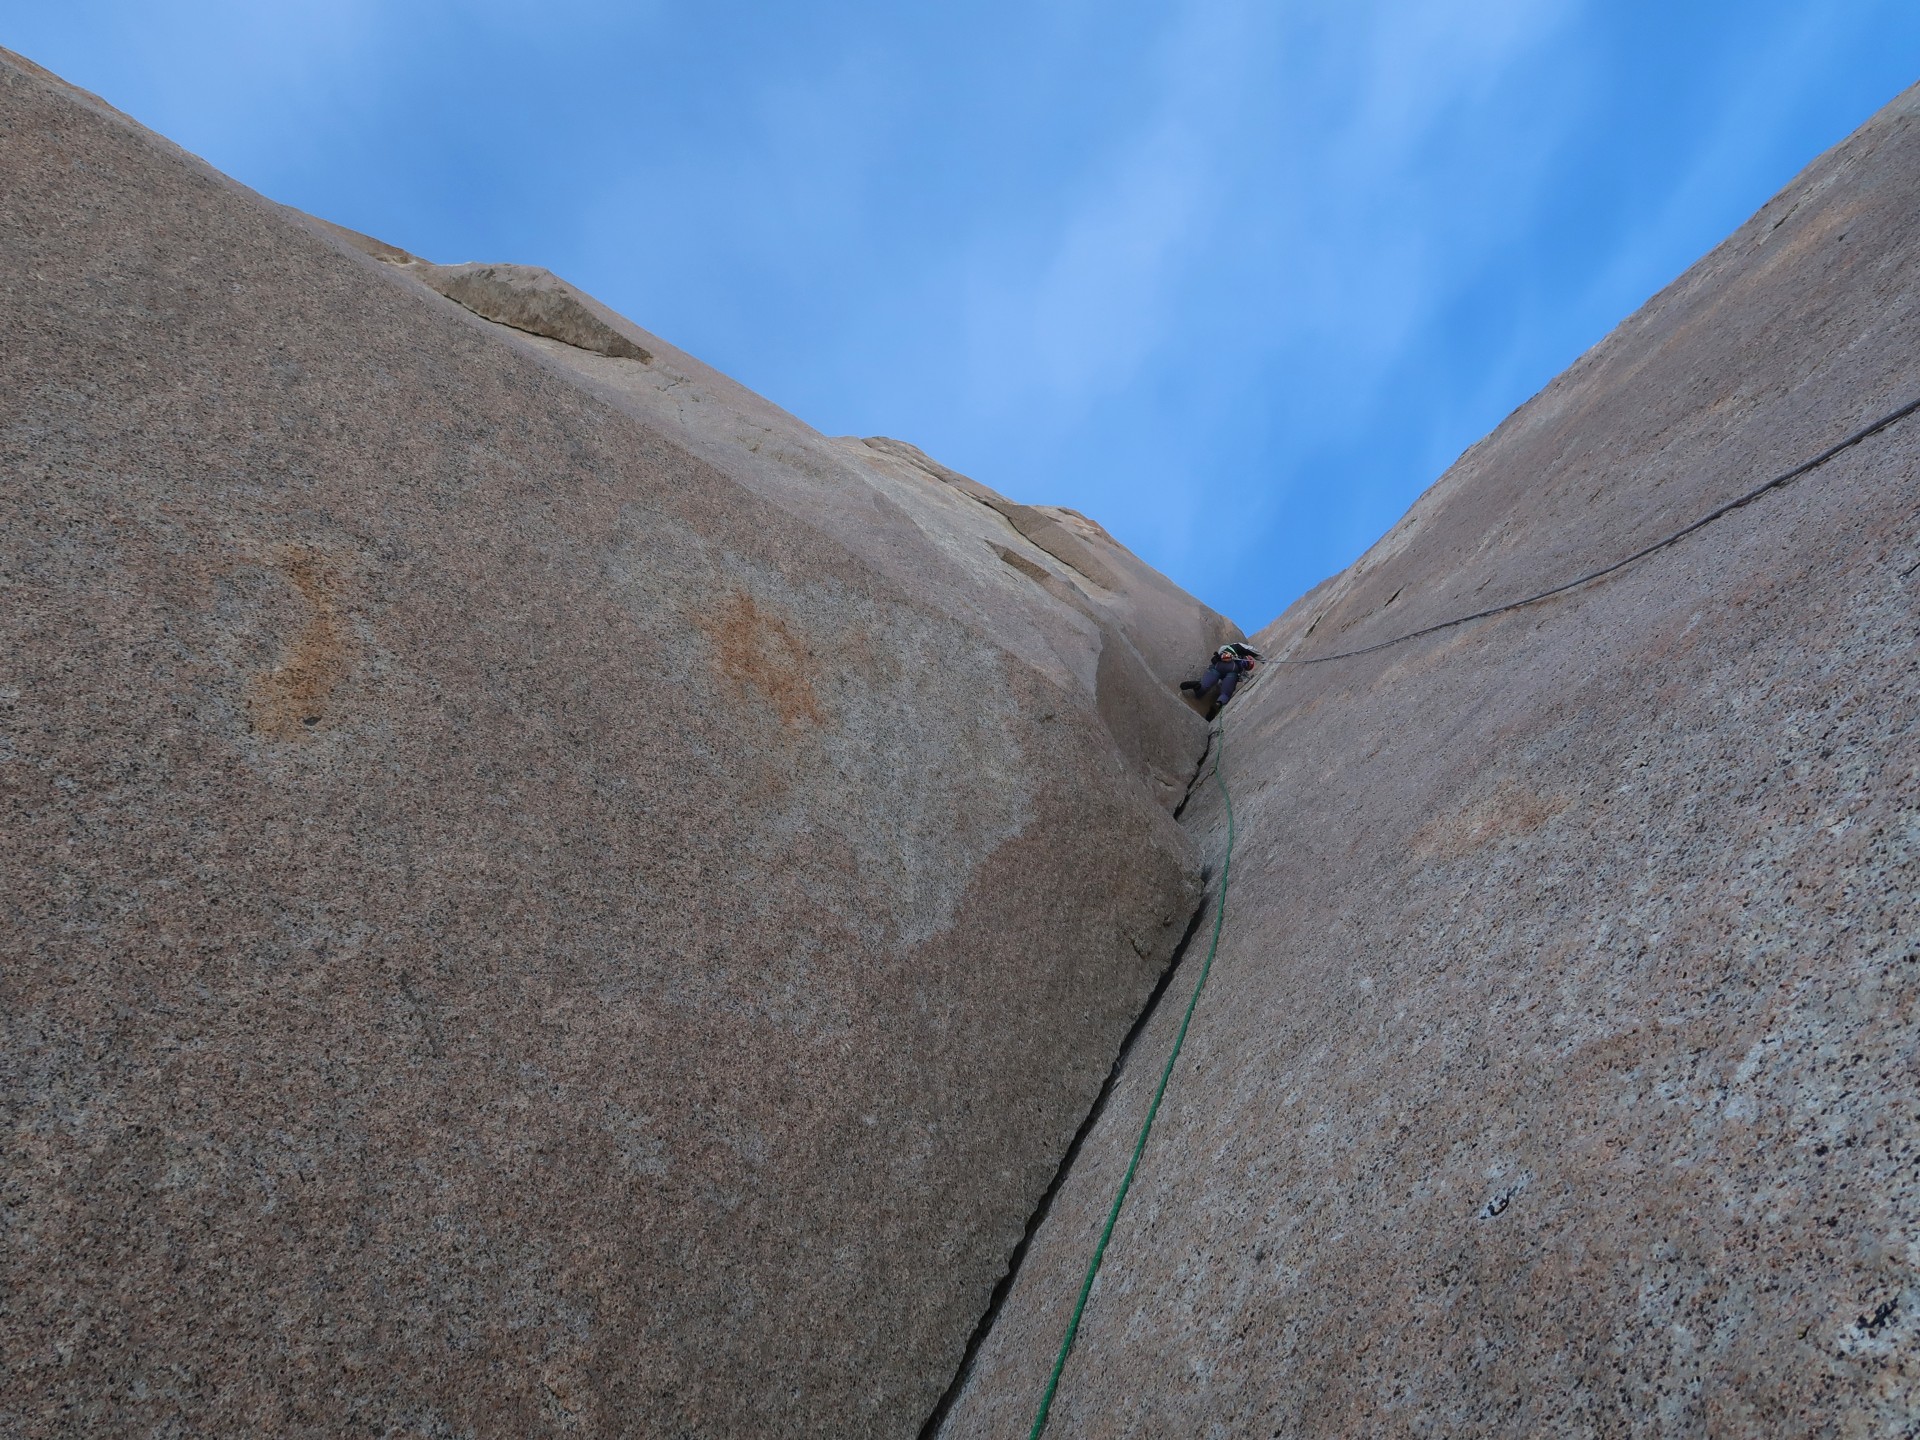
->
[1029,721,1238,1438]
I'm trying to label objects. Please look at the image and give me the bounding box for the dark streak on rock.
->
[916,889,1215,1440]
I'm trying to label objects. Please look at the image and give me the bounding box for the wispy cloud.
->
[1575,4,1861,328]
[1272,0,1588,384]
[946,0,1590,584]
[960,0,1269,416]
[18,0,1917,627]
[82,0,386,160]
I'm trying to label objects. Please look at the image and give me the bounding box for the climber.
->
[1180,643,1261,715]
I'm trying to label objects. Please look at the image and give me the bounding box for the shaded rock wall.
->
[942,83,1920,1437]
[0,52,1232,1438]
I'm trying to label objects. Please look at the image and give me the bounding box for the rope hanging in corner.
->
[1029,722,1238,1438]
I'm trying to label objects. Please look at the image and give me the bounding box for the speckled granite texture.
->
[0,51,1232,1438]
[941,84,1920,1439]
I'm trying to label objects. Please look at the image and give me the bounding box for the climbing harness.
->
[1273,393,1920,667]
[1029,722,1237,1438]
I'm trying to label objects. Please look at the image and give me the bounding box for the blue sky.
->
[10,3,1920,628]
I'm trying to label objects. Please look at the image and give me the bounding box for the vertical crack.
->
[917,731,1222,1438]
[1173,724,1217,821]
[913,733,1213,1440]
[916,891,1213,1438]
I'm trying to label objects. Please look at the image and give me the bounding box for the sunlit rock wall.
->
[943,80,1920,1440]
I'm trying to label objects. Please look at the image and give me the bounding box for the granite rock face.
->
[0,51,1233,1438]
[314,221,1234,812]
[941,84,1920,1437]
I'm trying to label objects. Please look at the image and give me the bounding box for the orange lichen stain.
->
[697,591,824,726]
[245,549,350,741]
[1412,779,1569,862]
